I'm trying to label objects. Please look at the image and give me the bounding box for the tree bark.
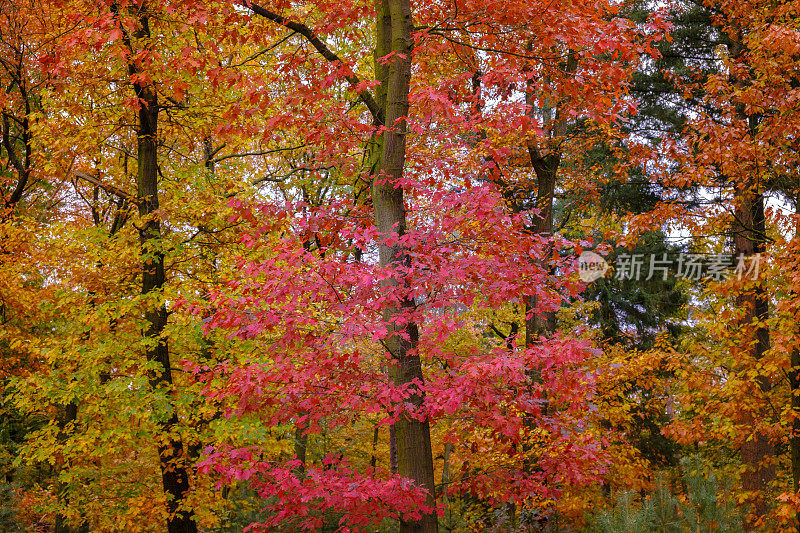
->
[371,0,437,531]
[523,156,559,348]
[136,72,198,533]
[116,5,198,532]
[790,194,800,532]
[520,49,574,494]
[732,156,774,526]
[726,28,775,524]
[521,49,575,348]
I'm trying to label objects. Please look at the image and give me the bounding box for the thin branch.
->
[244,1,384,125]
[2,113,23,173]
[230,30,297,68]
[213,143,307,163]
[74,171,138,203]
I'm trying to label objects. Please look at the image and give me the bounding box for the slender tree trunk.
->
[371,0,437,531]
[520,148,559,517]
[136,85,198,533]
[517,51,578,530]
[371,425,380,469]
[725,28,774,522]
[732,165,774,525]
[521,49,575,349]
[789,195,800,533]
[520,50,572,491]
[441,442,452,533]
[523,158,559,349]
[117,6,198,532]
[791,211,800,532]
[53,403,81,533]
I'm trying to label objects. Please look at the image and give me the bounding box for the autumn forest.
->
[1,0,800,531]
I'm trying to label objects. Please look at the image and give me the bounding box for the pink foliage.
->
[198,450,435,531]
[186,182,608,529]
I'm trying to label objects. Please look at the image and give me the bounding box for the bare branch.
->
[244,1,384,125]
[74,171,138,203]
[213,143,307,163]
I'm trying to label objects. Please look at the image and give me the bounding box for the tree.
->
[628,0,800,526]
[188,0,662,531]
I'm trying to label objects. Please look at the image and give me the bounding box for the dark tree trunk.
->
[115,5,198,532]
[790,195,800,533]
[135,74,198,533]
[520,51,573,487]
[372,0,437,531]
[726,29,775,524]
[732,160,774,526]
[521,49,575,350]
[523,156,559,349]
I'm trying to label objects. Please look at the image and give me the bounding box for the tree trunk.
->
[790,194,800,533]
[120,6,198,532]
[53,403,82,533]
[372,0,437,531]
[722,28,775,525]
[523,157,559,349]
[733,165,774,526]
[520,51,571,496]
[136,81,198,533]
[791,308,800,530]
[520,146,559,513]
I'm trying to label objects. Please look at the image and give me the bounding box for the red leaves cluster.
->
[183,180,609,525]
